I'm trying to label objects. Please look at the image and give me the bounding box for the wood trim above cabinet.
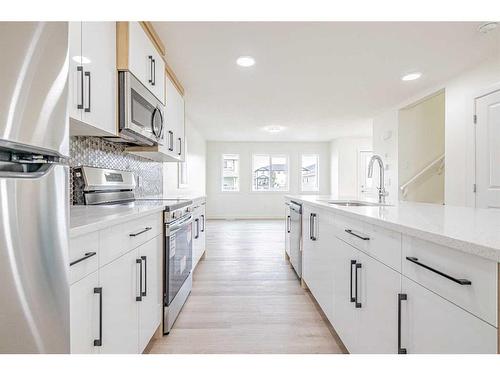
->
[140,22,166,56]
[166,64,185,96]
[116,22,129,70]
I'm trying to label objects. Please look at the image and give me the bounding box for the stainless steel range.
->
[72,166,193,334]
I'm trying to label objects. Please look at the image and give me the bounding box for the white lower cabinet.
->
[138,236,162,352]
[70,213,164,354]
[99,249,140,354]
[70,271,100,354]
[400,276,497,354]
[192,203,206,270]
[330,236,358,351]
[284,201,291,257]
[302,208,335,322]
[356,250,400,353]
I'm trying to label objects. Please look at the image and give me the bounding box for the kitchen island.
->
[285,195,500,354]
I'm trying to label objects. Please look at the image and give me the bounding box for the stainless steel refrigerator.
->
[0,22,70,353]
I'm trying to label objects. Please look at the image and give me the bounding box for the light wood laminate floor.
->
[148,219,344,354]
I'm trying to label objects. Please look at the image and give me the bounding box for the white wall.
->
[372,52,500,207]
[398,91,445,203]
[163,119,206,196]
[206,141,331,219]
[330,137,372,199]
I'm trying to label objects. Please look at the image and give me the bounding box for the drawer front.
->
[402,235,498,326]
[69,231,99,284]
[335,214,402,271]
[99,213,161,266]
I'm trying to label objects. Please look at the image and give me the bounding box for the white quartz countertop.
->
[70,195,206,237]
[286,195,500,262]
[70,203,166,238]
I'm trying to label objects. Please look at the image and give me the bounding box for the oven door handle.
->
[167,215,193,234]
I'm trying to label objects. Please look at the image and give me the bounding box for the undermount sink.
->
[318,199,392,207]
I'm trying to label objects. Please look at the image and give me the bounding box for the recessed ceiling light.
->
[401,72,422,81]
[72,55,91,64]
[263,125,285,133]
[236,56,255,67]
[478,22,498,34]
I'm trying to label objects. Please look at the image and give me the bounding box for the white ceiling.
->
[153,22,499,142]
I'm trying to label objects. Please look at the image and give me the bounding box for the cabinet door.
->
[401,277,497,354]
[192,209,202,269]
[302,209,335,322]
[128,22,165,104]
[80,22,116,136]
[285,203,291,257]
[165,73,183,159]
[138,236,162,352]
[99,249,140,354]
[70,271,99,354]
[331,237,359,352]
[68,22,83,122]
[356,252,401,353]
[199,206,206,255]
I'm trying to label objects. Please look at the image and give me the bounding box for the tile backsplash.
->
[69,137,163,201]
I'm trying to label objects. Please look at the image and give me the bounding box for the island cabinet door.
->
[330,237,359,352]
[400,277,497,354]
[99,249,140,354]
[356,252,401,354]
[138,236,162,353]
[284,202,291,257]
[302,208,335,322]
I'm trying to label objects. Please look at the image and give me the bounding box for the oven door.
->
[165,214,193,306]
[118,71,165,146]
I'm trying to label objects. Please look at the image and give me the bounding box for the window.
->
[222,154,240,191]
[301,154,319,191]
[252,154,289,191]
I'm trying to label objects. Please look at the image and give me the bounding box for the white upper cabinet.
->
[69,22,117,137]
[127,22,165,104]
[165,71,185,161]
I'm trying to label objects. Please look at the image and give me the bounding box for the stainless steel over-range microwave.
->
[117,71,165,146]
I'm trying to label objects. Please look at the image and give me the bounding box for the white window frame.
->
[251,154,290,192]
[300,154,320,192]
[221,154,240,192]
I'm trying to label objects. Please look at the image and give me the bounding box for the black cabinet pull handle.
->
[168,131,174,151]
[354,263,362,308]
[310,213,317,241]
[70,251,97,267]
[136,258,143,301]
[148,56,153,84]
[350,260,356,302]
[201,214,205,232]
[398,293,407,354]
[77,66,84,109]
[93,287,103,347]
[152,58,156,86]
[405,257,472,285]
[345,229,370,241]
[287,215,291,233]
[84,71,91,112]
[194,218,200,239]
[141,256,147,297]
[129,227,152,237]
[178,137,182,156]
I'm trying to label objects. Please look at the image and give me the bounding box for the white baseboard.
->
[206,216,283,220]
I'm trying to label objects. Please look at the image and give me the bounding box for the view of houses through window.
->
[301,154,319,191]
[222,154,240,191]
[252,154,288,191]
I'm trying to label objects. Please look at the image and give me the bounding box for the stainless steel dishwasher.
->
[289,201,302,278]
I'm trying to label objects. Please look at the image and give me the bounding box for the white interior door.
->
[358,151,377,200]
[475,89,500,208]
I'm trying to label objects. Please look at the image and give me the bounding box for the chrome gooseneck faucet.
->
[368,154,389,204]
